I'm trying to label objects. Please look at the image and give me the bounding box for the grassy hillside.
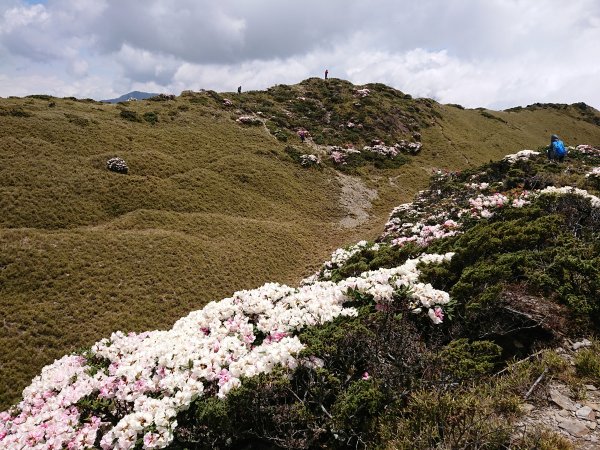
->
[1,80,600,409]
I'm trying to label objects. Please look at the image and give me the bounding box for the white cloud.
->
[0,0,599,109]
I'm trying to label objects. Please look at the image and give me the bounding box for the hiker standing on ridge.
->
[237,86,242,94]
[324,69,328,80]
[548,134,567,162]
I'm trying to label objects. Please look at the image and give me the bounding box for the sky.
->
[1,0,599,109]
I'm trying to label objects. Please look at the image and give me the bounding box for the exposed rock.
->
[559,409,573,418]
[558,418,590,437]
[584,401,599,411]
[577,406,596,420]
[106,157,128,174]
[550,389,576,411]
[572,338,593,350]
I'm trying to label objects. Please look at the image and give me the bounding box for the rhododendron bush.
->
[0,252,453,449]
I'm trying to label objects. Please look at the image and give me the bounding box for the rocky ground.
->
[514,339,599,449]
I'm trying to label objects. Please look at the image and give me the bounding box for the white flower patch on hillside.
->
[502,149,540,163]
[539,186,600,208]
[0,254,452,450]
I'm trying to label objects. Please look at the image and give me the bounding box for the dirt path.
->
[337,173,378,228]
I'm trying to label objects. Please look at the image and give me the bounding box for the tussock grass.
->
[1,82,600,409]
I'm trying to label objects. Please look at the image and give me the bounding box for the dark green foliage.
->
[574,345,600,383]
[26,94,54,101]
[119,109,141,122]
[284,145,303,164]
[335,150,409,173]
[0,108,31,117]
[64,113,90,127]
[331,380,385,436]
[143,111,159,125]
[436,339,502,381]
[445,211,599,332]
[391,388,515,449]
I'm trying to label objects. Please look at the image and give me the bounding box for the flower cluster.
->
[318,240,378,280]
[466,192,510,218]
[330,150,347,165]
[466,182,490,190]
[539,186,600,208]
[363,144,399,158]
[236,116,262,125]
[381,147,600,254]
[503,149,540,163]
[0,251,452,449]
[395,140,422,154]
[299,154,320,167]
[391,221,460,247]
[585,167,600,179]
[575,144,600,155]
[327,146,359,165]
[339,253,454,316]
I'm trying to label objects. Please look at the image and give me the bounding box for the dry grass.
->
[1,84,600,408]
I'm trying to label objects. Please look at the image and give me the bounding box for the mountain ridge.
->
[100,90,161,103]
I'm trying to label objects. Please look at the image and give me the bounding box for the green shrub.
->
[510,427,575,450]
[143,111,159,125]
[0,108,31,117]
[390,388,514,449]
[119,109,141,122]
[574,345,600,383]
[64,113,90,127]
[436,339,502,381]
[331,380,385,440]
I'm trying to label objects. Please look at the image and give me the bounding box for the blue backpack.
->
[552,140,566,157]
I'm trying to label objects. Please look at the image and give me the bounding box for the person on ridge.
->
[237,86,242,94]
[548,134,567,162]
[324,69,329,80]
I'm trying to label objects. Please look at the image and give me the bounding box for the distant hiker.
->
[237,86,242,94]
[324,69,329,80]
[548,134,567,162]
[298,129,307,142]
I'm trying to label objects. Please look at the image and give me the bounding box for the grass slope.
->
[1,81,600,408]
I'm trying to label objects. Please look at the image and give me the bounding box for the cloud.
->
[0,0,599,109]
